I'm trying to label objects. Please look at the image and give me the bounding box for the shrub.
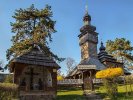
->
[4,75,13,83]
[0,83,18,100]
[96,67,124,99]
[57,76,64,81]
[96,68,123,79]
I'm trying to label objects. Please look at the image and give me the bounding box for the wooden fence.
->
[57,78,103,85]
[57,79,83,85]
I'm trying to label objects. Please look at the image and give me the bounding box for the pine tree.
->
[6,4,63,67]
[106,38,133,66]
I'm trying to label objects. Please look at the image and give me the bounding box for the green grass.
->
[118,84,133,93]
[96,84,133,100]
[56,85,133,100]
[56,87,86,100]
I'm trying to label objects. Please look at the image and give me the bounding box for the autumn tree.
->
[6,4,63,67]
[106,38,133,66]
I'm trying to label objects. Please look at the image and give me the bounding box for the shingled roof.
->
[65,58,105,78]
[79,57,105,70]
[98,42,122,64]
[10,46,60,69]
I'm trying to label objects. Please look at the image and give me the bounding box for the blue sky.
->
[0,0,133,74]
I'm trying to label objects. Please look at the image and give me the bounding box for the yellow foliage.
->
[96,67,124,79]
[57,76,64,81]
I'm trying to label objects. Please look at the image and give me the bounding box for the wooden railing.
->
[57,79,83,85]
[93,78,103,84]
[57,78,103,85]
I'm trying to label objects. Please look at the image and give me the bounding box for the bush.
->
[96,68,123,79]
[57,76,64,81]
[0,83,18,100]
[4,75,13,83]
[96,67,124,99]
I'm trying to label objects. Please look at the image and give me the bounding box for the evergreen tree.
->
[106,38,133,66]
[6,4,63,67]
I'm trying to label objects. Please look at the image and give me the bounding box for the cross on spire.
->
[85,0,89,14]
[83,0,91,25]
[85,5,88,14]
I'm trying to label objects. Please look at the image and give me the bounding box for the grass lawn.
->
[56,85,133,100]
[56,87,86,100]
[96,84,133,100]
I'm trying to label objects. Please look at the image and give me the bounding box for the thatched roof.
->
[10,46,60,69]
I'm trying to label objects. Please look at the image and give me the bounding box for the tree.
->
[106,38,133,96]
[106,38,133,66]
[6,4,64,68]
[0,60,4,71]
[66,57,76,74]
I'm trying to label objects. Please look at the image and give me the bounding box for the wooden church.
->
[66,8,124,90]
[10,45,60,100]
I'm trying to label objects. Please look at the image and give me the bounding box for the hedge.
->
[0,83,18,100]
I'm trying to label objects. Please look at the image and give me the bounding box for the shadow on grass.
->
[116,92,133,100]
[57,89,82,92]
[57,87,83,92]
[55,94,86,100]
[58,87,82,90]
[97,92,133,100]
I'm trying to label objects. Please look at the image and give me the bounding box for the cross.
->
[25,68,39,90]
[85,0,89,13]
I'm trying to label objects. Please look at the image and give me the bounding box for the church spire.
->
[83,2,91,25]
